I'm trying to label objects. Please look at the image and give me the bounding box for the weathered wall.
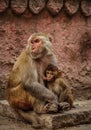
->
[0,0,91,100]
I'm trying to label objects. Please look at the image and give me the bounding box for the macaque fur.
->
[6,33,58,126]
[44,64,74,108]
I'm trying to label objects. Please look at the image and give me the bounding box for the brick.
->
[29,0,45,14]
[47,0,63,16]
[0,0,9,13]
[11,0,28,15]
[81,0,91,16]
[65,0,79,16]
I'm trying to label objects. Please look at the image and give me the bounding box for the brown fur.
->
[6,50,36,111]
[6,33,58,126]
[44,64,73,108]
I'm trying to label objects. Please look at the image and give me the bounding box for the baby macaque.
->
[43,64,74,110]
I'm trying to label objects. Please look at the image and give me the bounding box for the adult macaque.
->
[43,64,74,109]
[6,33,58,127]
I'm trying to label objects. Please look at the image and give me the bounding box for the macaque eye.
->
[51,73,54,76]
[31,39,40,44]
[34,39,40,43]
[46,71,53,75]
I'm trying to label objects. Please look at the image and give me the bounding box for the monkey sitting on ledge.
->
[6,33,59,127]
[43,64,74,111]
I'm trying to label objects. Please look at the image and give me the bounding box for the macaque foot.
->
[43,103,58,114]
[59,102,70,112]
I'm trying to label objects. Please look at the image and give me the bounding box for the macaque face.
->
[30,37,43,54]
[28,33,52,59]
[46,70,55,81]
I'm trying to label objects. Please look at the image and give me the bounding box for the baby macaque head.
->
[45,64,59,81]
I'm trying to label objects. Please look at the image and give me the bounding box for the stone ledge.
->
[0,100,91,129]
[0,100,20,120]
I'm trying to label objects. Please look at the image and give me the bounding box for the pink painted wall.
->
[0,8,91,100]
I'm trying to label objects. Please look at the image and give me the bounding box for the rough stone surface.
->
[81,0,91,16]
[0,100,91,129]
[0,116,91,130]
[64,0,79,16]
[11,0,28,15]
[29,0,45,14]
[0,100,20,120]
[0,115,35,130]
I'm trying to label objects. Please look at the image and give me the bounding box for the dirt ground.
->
[0,115,91,130]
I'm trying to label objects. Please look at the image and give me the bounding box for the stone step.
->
[0,100,91,129]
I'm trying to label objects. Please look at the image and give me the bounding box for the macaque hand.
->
[43,102,58,114]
